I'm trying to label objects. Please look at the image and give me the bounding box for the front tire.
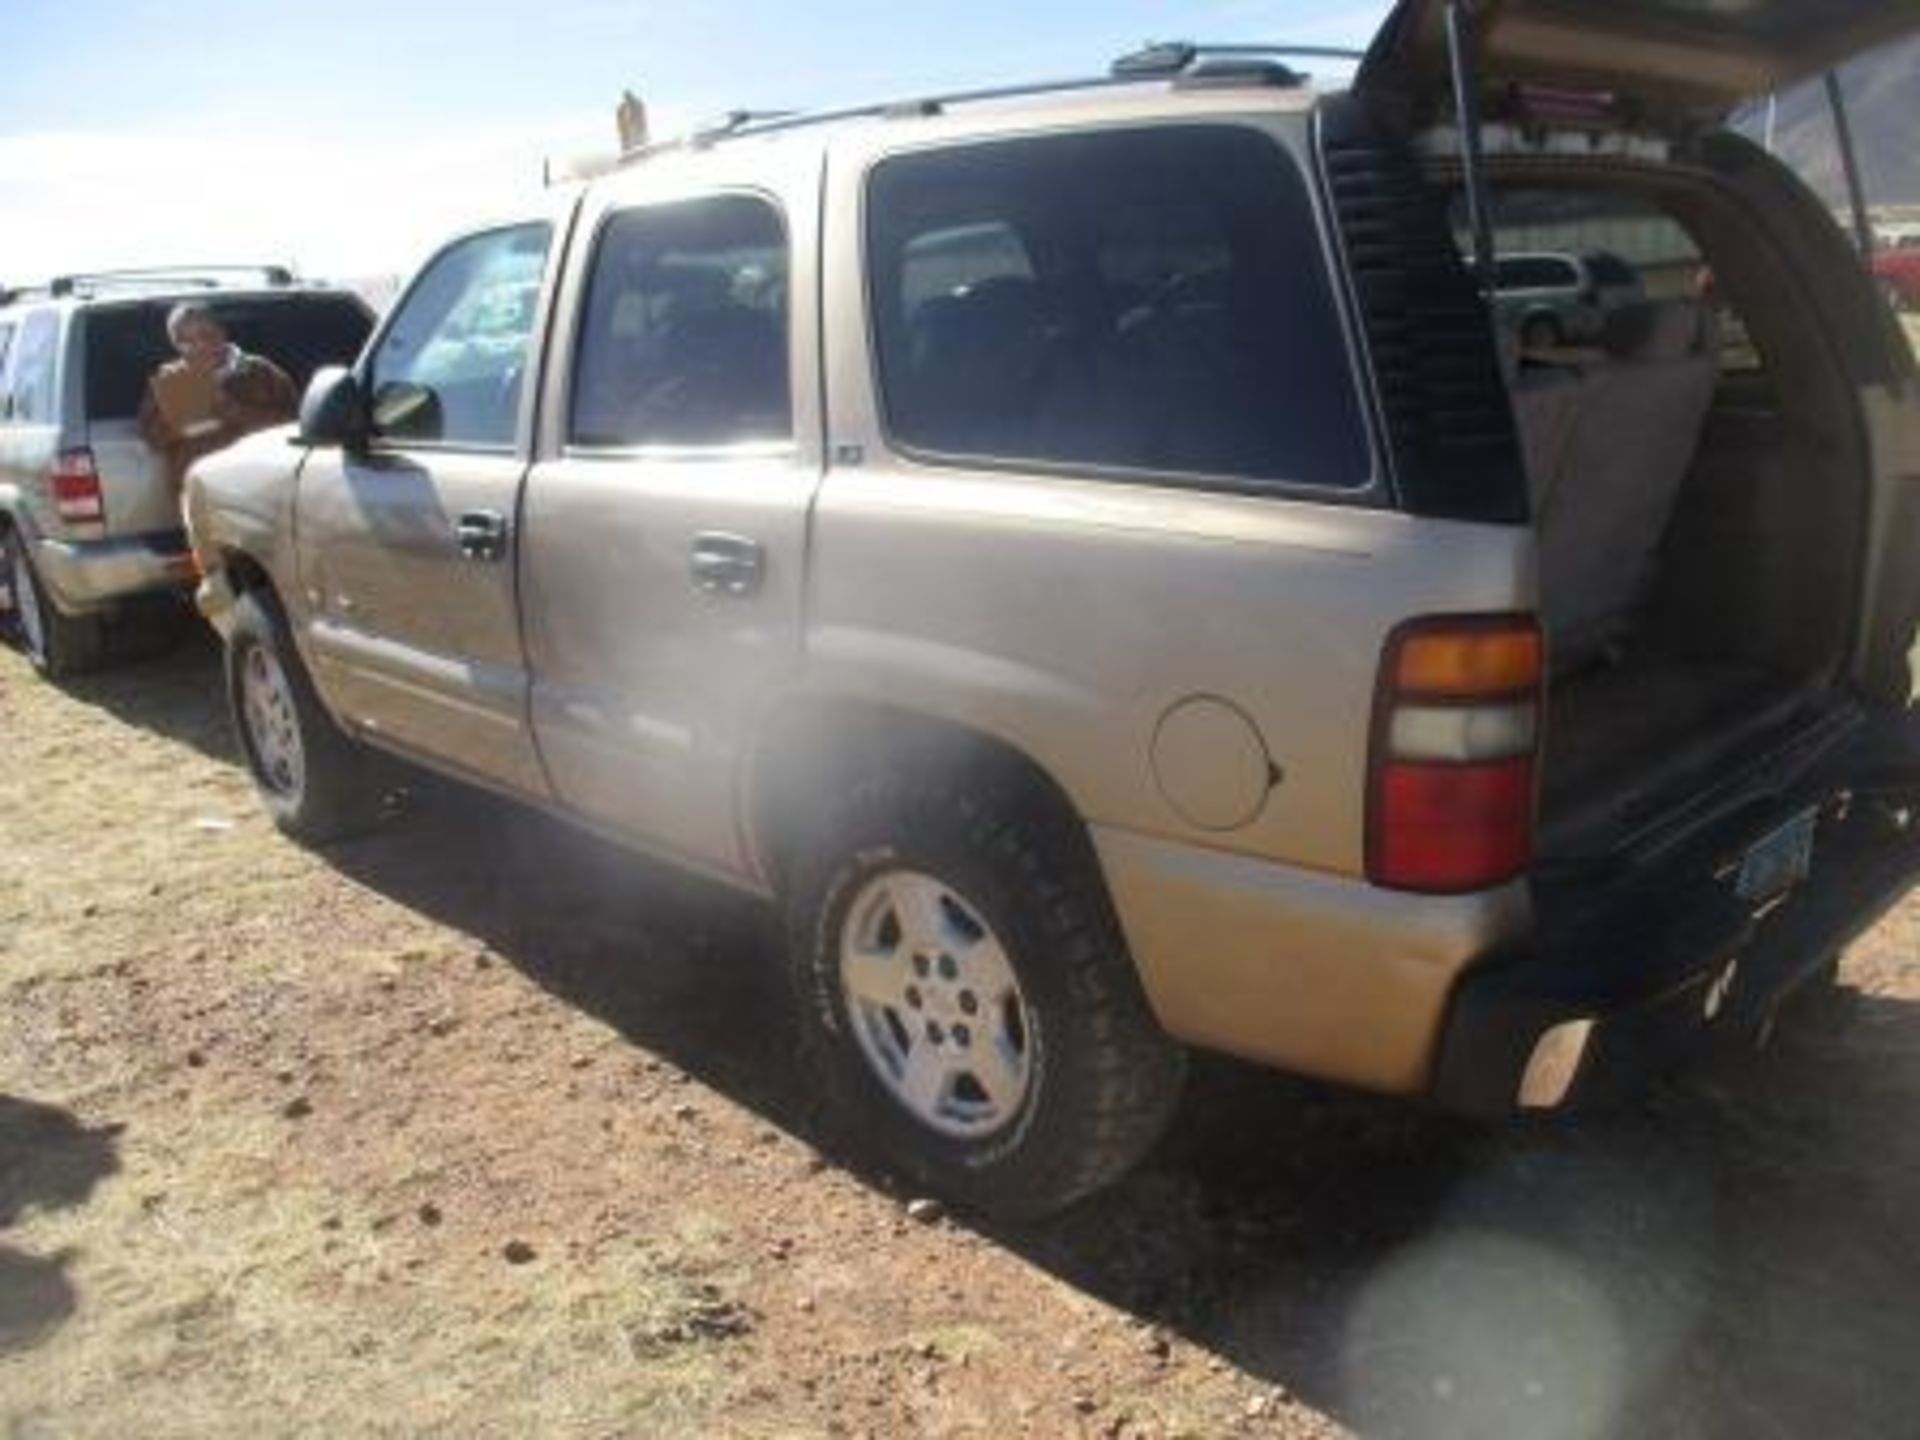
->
[785,771,1185,1221]
[1,528,104,678]
[226,589,379,843]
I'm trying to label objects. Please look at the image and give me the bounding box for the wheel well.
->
[220,550,280,611]
[749,700,1095,893]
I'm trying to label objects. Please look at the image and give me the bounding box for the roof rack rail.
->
[45,264,298,298]
[622,38,1358,163]
[690,108,798,144]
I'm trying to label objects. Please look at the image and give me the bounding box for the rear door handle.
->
[690,531,764,597]
[456,509,509,562]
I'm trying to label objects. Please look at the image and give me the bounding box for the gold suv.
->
[187,2,1920,1217]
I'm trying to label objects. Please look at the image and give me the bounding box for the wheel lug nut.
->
[905,986,922,1009]
[926,1021,944,1045]
[912,954,931,978]
[953,1024,971,1048]
[937,955,958,981]
[958,991,978,1016]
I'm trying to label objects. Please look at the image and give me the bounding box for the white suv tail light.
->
[50,448,106,526]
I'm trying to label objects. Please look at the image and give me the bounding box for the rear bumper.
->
[31,529,195,614]
[1098,711,1920,1113]
[1091,825,1529,1094]
[1431,780,1920,1115]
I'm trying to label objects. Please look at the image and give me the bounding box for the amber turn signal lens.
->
[1393,623,1543,699]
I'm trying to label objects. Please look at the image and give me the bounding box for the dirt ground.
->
[1,629,1917,1440]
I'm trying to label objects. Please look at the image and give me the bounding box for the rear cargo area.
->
[83,294,373,538]
[1480,174,1872,862]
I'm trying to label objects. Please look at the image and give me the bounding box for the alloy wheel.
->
[839,869,1035,1140]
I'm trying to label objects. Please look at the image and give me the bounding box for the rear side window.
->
[867,126,1369,490]
[3,311,60,423]
[570,194,790,449]
[83,297,374,421]
[1493,256,1580,290]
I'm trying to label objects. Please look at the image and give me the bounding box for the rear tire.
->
[0,527,104,679]
[1519,314,1563,351]
[226,589,380,843]
[785,769,1185,1221]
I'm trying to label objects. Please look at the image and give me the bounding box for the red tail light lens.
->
[1374,758,1537,891]
[1368,615,1544,894]
[51,449,105,525]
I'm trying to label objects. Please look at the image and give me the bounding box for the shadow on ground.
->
[50,619,234,764]
[317,784,1920,1440]
[0,1095,123,1354]
[59,656,1920,1438]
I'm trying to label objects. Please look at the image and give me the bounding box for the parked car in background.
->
[188,0,1919,1220]
[0,267,374,676]
[1872,234,1920,311]
[1483,249,1644,350]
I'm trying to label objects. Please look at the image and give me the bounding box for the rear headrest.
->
[1602,299,1708,362]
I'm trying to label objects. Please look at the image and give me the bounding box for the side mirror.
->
[369,380,443,441]
[298,366,369,449]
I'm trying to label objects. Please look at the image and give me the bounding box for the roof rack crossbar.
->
[623,38,1357,162]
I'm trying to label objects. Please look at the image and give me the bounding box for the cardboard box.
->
[151,365,219,436]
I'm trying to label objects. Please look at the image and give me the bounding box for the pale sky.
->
[0,0,1391,289]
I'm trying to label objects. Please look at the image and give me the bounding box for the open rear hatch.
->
[1356,0,1919,129]
[1347,0,1920,873]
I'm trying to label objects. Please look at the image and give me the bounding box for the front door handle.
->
[690,531,764,597]
[456,509,509,562]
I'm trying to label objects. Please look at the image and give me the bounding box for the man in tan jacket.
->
[138,303,298,494]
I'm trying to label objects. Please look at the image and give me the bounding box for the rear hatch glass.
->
[84,294,373,421]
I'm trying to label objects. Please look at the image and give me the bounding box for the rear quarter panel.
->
[806,470,1533,876]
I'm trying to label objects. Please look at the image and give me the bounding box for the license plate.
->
[1736,808,1817,902]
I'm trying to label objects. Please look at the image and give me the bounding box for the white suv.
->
[0,267,373,675]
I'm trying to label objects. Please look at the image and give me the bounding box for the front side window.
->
[570,195,789,449]
[866,126,1369,490]
[370,223,551,448]
[4,311,60,423]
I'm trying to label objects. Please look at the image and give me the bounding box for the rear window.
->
[83,295,374,420]
[866,125,1370,491]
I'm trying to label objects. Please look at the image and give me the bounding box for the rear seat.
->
[1513,299,1719,673]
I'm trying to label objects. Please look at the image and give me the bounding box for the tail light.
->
[1367,615,1544,893]
[51,448,105,526]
